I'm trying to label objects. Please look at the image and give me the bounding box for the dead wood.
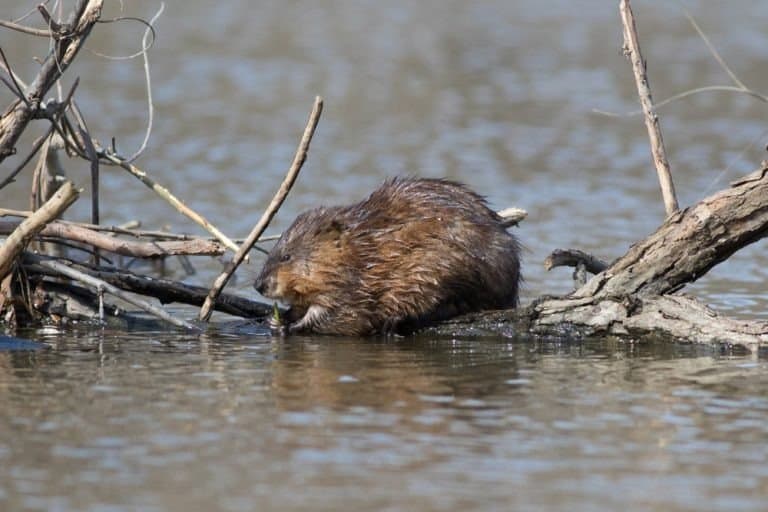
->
[429,165,768,349]
[199,96,324,322]
[0,0,103,163]
[1,1,766,346]
[0,181,79,280]
[25,254,200,331]
[575,166,768,300]
[24,253,271,319]
[0,221,226,258]
[620,0,678,215]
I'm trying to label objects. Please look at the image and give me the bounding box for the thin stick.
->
[70,102,101,263]
[620,0,679,216]
[0,125,55,190]
[0,208,276,245]
[27,254,200,331]
[198,96,323,322]
[0,18,53,37]
[0,47,29,107]
[0,181,79,281]
[102,152,239,253]
[125,2,164,162]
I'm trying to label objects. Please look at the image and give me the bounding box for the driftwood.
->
[427,2,768,350]
[0,0,102,163]
[0,221,226,258]
[24,254,271,318]
[27,254,200,331]
[0,181,78,280]
[429,164,768,349]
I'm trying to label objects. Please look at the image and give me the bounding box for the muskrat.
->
[254,177,521,335]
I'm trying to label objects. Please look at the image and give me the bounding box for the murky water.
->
[2,331,768,511]
[2,1,768,510]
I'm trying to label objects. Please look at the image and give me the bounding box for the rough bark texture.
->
[428,166,768,351]
[576,167,768,300]
[0,221,226,257]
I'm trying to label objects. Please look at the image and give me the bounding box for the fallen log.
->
[428,165,768,350]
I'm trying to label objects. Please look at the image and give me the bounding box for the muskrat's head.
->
[254,207,349,312]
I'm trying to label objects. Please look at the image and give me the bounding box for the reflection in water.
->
[1,332,767,511]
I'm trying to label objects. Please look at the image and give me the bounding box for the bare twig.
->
[102,152,239,253]
[0,181,79,281]
[595,9,768,116]
[27,254,201,331]
[0,18,53,38]
[0,125,55,190]
[0,0,103,164]
[92,16,157,60]
[0,47,30,107]
[126,3,163,162]
[0,208,276,245]
[90,3,164,162]
[69,99,101,262]
[620,0,678,217]
[198,96,324,322]
[683,10,744,90]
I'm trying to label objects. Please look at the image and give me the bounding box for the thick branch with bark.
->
[430,165,768,350]
[575,167,768,299]
[0,220,226,258]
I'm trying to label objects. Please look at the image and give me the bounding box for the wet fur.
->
[254,177,521,335]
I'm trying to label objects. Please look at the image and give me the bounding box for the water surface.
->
[1,1,768,510]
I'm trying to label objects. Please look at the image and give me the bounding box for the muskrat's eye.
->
[280,253,291,262]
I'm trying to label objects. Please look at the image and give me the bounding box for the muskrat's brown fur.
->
[254,177,521,335]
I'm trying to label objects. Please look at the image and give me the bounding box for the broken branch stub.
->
[0,181,79,281]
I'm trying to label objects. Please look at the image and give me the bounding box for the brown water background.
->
[1,1,768,511]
